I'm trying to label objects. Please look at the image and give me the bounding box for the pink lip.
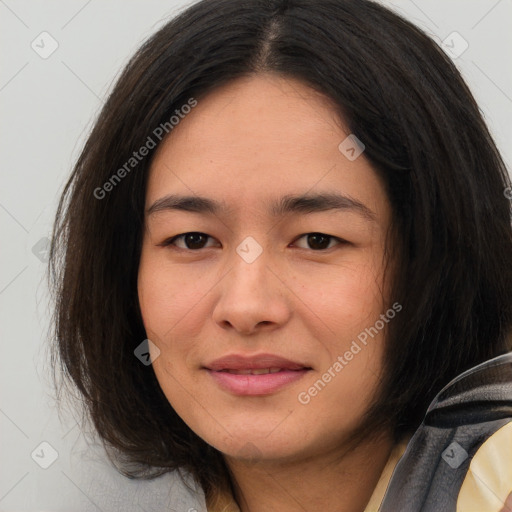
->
[206,368,311,396]
[204,353,312,396]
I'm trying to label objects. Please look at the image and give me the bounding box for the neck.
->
[224,431,394,512]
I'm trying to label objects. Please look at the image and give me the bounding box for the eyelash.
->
[159,232,348,251]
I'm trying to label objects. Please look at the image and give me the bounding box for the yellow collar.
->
[364,437,409,511]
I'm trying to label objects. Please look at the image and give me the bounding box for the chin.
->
[195,415,311,462]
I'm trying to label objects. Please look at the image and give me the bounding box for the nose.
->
[211,248,292,335]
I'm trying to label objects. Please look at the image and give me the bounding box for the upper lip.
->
[204,353,311,371]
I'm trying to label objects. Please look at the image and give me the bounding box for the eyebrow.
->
[146,192,377,222]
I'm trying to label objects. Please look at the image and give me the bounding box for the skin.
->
[138,73,395,511]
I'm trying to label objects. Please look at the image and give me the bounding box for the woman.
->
[48,0,512,510]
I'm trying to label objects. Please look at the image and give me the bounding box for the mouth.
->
[203,353,312,396]
[205,368,312,396]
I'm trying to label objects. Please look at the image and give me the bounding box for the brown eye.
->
[294,233,345,251]
[162,232,218,250]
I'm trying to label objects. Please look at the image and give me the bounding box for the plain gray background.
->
[1,0,511,510]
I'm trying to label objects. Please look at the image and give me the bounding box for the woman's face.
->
[138,74,394,462]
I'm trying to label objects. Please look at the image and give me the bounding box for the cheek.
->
[137,252,209,342]
[295,257,387,397]
[297,278,387,436]
[137,260,200,411]
[137,251,213,399]
[296,255,385,335]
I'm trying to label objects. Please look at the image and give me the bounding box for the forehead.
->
[150,74,344,171]
[146,73,389,225]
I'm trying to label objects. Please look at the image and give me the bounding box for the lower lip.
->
[206,369,311,396]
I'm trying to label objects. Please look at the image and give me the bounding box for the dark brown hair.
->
[48,0,512,503]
